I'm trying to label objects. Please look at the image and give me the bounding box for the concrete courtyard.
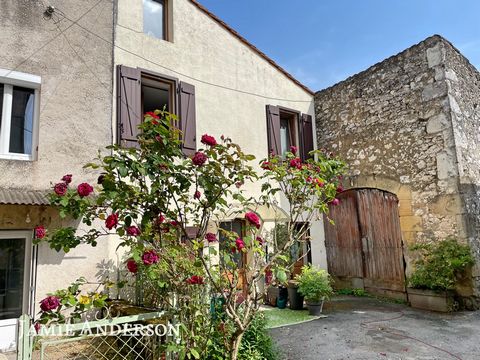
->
[270,296,480,360]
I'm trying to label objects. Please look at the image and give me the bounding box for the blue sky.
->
[199,0,480,91]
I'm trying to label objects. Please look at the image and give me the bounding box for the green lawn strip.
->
[262,307,326,329]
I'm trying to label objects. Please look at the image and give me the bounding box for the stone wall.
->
[443,41,480,299]
[315,35,479,301]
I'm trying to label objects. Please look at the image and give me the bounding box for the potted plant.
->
[287,280,304,310]
[295,265,333,315]
[407,238,474,312]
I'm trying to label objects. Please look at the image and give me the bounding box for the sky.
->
[199,0,480,91]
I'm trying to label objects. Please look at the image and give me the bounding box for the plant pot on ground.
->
[295,265,333,316]
[287,280,304,310]
[407,238,474,312]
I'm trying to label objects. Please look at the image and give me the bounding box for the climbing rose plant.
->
[34,110,344,360]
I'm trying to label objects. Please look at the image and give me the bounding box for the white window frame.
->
[0,68,41,161]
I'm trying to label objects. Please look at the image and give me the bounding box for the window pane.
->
[9,86,34,155]
[0,85,3,134]
[219,221,243,268]
[0,238,25,320]
[143,0,165,39]
[280,118,291,158]
[142,84,170,114]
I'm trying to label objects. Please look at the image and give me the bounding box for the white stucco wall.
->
[114,0,326,267]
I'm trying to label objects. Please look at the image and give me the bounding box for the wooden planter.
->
[407,288,455,312]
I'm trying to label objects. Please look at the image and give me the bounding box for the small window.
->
[141,74,175,114]
[0,69,40,161]
[143,0,167,40]
[279,110,298,158]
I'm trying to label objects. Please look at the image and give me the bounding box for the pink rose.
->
[35,225,46,239]
[126,259,138,273]
[61,174,72,184]
[245,212,261,229]
[201,134,217,146]
[40,296,60,312]
[105,213,119,230]
[142,250,159,265]
[235,238,245,252]
[126,226,141,236]
[54,182,68,196]
[330,198,340,206]
[77,183,93,197]
[205,232,217,243]
[186,275,204,285]
[194,191,201,199]
[192,151,207,166]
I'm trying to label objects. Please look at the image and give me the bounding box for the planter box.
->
[407,288,454,312]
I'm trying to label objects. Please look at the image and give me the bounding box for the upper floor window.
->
[143,0,167,40]
[0,69,40,161]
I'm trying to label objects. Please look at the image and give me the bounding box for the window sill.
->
[0,153,35,161]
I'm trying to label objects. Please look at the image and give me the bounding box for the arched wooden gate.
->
[324,188,407,300]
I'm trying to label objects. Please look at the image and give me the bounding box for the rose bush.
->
[35,110,344,359]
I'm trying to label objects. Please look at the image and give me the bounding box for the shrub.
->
[295,265,333,302]
[409,238,474,291]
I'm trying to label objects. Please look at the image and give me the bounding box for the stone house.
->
[316,35,480,308]
[0,0,320,351]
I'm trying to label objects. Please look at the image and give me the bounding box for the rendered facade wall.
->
[315,35,480,305]
[0,0,115,315]
[114,0,323,267]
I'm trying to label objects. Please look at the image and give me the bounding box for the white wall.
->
[114,0,326,267]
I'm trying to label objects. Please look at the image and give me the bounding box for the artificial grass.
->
[262,307,323,329]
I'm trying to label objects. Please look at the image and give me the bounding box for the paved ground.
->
[270,296,480,360]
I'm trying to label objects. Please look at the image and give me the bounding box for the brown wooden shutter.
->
[300,113,314,160]
[117,65,141,148]
[266,105,281,156]
[179,82,196,156]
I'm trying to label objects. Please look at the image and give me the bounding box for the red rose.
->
[337,185,344,193]
[61,174,72,184]
[256,236,264,245]
[126,226,141,236]
[314,179,324,187]
[142,250,159,265]
[289,158,302,170]
[170,220,179,227]
[157,214,165,224]
[290,146,298,155]
[235,238,245,252]
[261,161,273,170]
[77,183,93,197]
[145,111,159,120]
[40,296,60,312]
[201,134,217,147]
[186,275,204,285]
[192,151,207,166]
[194,191,201,199]
[54,182,68,196]
[35,225,46,239]
[245,212,261,229]
[205,232,217,243]
[34,322,41,334]
[105,213,119,230]
[126,259,138,273]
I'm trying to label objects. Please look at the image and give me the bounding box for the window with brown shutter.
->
[266,105,281,156]
[117,65,141,148]
[300,113,314,161]
[179,82,196,156]
[116,65,197,155]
